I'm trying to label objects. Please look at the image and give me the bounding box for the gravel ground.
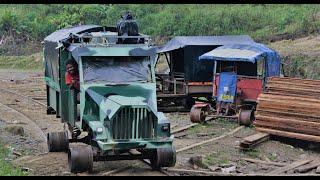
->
[0,70,320,176]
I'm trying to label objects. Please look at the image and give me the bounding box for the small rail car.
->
[155,36,255,112]
[44,20,176,172]
[190,43,282,125]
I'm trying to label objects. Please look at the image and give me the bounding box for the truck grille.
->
[111,107,156,140]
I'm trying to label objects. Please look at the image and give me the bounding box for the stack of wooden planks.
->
[254,77,320,142]
[240,133,270,150]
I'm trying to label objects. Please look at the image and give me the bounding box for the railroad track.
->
[0,101,47,145]
[0,85,169,176]
[0,77,236,176]
[0,88,47,108]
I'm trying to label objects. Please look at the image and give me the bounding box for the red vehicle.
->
[190,44,282,125]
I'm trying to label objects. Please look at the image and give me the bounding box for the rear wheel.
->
[47,131,69,152]
[238,109,255,126]
[68,145,93,173]
[150,146,176,170]
[190,106,207,123]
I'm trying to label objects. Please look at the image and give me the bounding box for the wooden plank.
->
[265,92,320,100]
[269,76,320,82]
[256,109,320,123]
[257,104,320,116]
[240,133,270,150]
[268,159,312,175]
[266,86,320,93]
[254,116,320,136]
[258,94,320,103]
[254,121,320,137]
[242,133,270,143]
[257,99,320,109]
[255,128,320,143]
[241,158,287,167]
[294,160,320,173]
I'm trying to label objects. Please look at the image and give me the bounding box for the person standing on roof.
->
[65,58,80,102]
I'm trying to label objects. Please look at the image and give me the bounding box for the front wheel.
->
[68,145,93,173]
[150,146,176,170]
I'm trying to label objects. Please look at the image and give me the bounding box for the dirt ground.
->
[0,70,320,176]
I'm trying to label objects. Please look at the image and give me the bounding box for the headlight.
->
[161,124,169,131]
[96,127,103,133]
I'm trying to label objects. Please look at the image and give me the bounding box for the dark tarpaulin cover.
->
[44,25,102,87]
[44,25,101,42]
[157,35,255,53]
[67,45,157,64]
[83,57,151,83]
[199,43,281,77]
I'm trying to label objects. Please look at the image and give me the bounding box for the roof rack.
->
[70,33,151,46]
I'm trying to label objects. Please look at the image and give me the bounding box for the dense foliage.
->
[0,4,319,43]
[0,4,320,79]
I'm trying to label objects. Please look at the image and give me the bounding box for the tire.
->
[150,146,176,170]
[238,109,255,126]
[47,131,69,152]
[68,145,93,173]
[190,106,206,124]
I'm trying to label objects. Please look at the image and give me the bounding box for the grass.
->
[0,143,28,176]
[187,124,211,135]
[243,149,261,159]
[0,53,44,70]
[203,151,231,167]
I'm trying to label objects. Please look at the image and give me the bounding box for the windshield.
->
[82,56,152,84]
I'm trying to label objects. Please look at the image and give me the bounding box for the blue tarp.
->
[199,43,281,77]
[217,72,237,103]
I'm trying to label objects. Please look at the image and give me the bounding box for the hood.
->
[82,83,157,120]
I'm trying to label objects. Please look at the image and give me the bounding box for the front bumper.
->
[96,135,174,152]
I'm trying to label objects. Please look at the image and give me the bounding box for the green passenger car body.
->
[44,25,174,156]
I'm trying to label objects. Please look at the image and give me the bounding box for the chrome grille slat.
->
[112,107,155,140]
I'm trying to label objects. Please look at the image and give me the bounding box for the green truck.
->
[43,23,176,173]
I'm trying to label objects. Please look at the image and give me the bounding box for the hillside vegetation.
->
[0,4,319,53]
[0,4,319,78]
